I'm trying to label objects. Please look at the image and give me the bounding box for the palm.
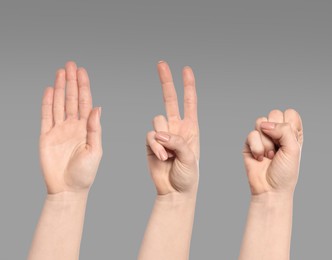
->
[40,120,97,193]
[40,62,102,194]
[147,62,199,195]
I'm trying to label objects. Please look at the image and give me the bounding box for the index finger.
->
[157,61,181,121]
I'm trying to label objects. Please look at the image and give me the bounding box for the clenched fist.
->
[243,109,303,196]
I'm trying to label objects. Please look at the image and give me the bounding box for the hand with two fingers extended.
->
[146,62,200,196]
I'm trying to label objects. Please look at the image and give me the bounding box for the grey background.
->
[0,0,331,259]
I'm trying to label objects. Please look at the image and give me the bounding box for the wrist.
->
[43,191,89,218]
[250,191,294,210]
[157,189,197,202]
[155,191,197,210]
[46,191,89,203]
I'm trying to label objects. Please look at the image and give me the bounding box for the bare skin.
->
[239,109,303,260]
[138,61,199,260]
[28,61,102,260]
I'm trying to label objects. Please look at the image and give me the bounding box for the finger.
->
[268,109,284,123]
[245,130,265,161]
[53,69,66,123]
[260,122,300,155]
[41,87,54,134]
[152,115,175,158]
[284,109,304,145]
[153,115,169,132]
[146,131,168,161]
[77,67,93,120]
[65,61,78,119]
[154,132,195,164]
[284,109,303,131]
[86,107,102,155]
[183,66,197,121]
[255,117,276,159]
[157,61,181,121]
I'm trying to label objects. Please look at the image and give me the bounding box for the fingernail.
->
[158,60,165,64]
[155,132,170,142]
[261,122,276,130]
[159,150,168,161]
[98,107,102,117]
[267,150,275,159]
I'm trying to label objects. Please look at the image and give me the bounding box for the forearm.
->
[28,191,89,260]
[239,192,294,260]
[138,192,197,260]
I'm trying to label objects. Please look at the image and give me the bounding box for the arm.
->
[28,62,102,260]
[138,61,199,260]
[139,193,197,260]
[28,192,89,260]
[239,109,303,260]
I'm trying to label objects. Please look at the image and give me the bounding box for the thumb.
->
[260,122,300,154]
[154,132,196,164]
[87,107,102,154]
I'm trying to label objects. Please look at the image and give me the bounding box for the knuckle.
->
[252,145,264,155]
[184,95,196,105]
[79,97,91,105]
[251,147,262,155]
[65,93,77,101]
[268,109,283,119]
[269,109,282,115]
[163,92,178,104]
[255,117,267,128]
[246,131,263,154]
[284,108,298,115]
[248,130,259,139]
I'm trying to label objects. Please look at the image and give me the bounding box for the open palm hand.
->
[40,62,102,194]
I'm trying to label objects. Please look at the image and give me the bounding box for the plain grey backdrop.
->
[0,0,331,259]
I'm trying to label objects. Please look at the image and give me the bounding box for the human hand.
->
[39,61,102,195]
[146,61,199,196]
[243,109,303,196]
